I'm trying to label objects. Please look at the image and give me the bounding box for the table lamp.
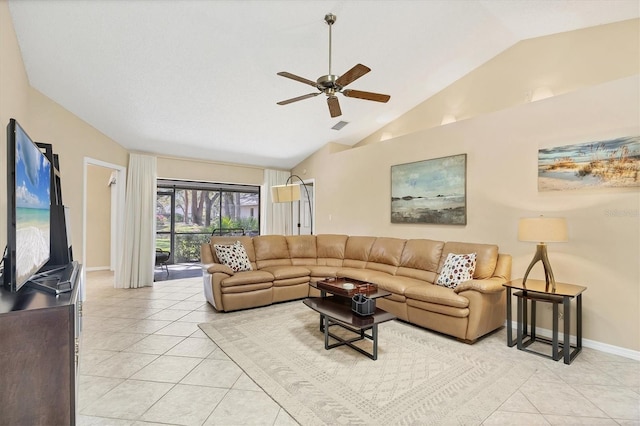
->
[518,216,568,291]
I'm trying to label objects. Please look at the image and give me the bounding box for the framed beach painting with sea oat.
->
[391,153,466,225]
[538,136,640,191]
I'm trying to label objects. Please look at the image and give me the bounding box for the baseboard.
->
[507,320,640,361]
[85,266,110,272]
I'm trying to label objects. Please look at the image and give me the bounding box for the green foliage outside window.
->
[174,234,210,263]
[218,216,258,232]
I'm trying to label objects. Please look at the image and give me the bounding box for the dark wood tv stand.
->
[0,263,82,425]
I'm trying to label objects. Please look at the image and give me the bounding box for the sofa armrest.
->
[202,263,234,276]
[454,277,506,294]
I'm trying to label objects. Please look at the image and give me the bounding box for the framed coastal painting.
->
[391,153,466,225]
[538,136,640,191]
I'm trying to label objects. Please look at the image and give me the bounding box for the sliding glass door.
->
[156,190,174,261]
[156,180,260,263]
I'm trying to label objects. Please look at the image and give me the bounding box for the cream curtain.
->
[262,169,292,235]
[116,153,157,288]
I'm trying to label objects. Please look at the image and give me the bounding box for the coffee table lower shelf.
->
[303,297,396,360]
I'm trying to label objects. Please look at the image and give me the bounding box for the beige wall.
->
[0,0,129,265]
[293,21,640,352]
[157,155,263,185]
[357,19,639,147]
[0,1,128,262]
[26,87,130,264]
[0,0,30,248]
[86,165,112,269]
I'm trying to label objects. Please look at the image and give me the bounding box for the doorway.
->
[293,179,314,235]
[83,158,126,291]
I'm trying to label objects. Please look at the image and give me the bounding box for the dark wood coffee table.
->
[303,279,395,360]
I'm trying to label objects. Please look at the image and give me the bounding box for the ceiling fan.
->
[277,13,390,118]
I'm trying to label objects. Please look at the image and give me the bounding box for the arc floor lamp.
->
[271,175,313,235]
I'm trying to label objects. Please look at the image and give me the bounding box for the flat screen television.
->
[4,119,51,292]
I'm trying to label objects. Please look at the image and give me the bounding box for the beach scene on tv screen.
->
[15,126,50,285]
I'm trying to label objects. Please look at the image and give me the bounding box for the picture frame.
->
[538,136,640,191]
[391,153,467,225]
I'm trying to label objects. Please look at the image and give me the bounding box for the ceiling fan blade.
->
[277,72,318,87]
[342,89,390,103]
[277,92,321,105]
[327,96,342,118]
[335,64,371,87]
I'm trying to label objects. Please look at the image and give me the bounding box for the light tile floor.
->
[78,271,296,426]
[78,271,640,426]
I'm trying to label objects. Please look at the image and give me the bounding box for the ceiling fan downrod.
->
[325,13,336,76]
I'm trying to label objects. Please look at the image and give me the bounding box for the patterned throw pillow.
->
[436,253,477,289]
[213,241,252,272]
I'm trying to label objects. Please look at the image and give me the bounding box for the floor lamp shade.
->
[518,216,568,291]
[271,175,313,235]
[271,184,301,203]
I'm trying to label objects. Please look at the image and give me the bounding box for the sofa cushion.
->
[220,270,274,287]
[374,275,426,296]
[306,265,342,278]
[406,299,470,318]
[286,235,317,260]
[405,284,470,309]
[337,268,391,284]
[365,237,406,274]
[213,241,253,272]
[436,253,477,289]
[253,235,292,268]
[316,234,348,259]
[343,236,376,268]
[394,268,438,285]
[288,235,318,267]
[439,242,498,279]
[221,281,272,294]
[398,239,444,274]
[316,234,347,267]
[259,265,310,280]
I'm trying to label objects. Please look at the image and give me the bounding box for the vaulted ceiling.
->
[8,1,639,169]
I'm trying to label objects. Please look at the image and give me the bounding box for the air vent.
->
[331,121,349,131]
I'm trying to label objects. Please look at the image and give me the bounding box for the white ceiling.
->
[8,1,639,169]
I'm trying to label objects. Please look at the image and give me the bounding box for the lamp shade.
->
[518,217,568,243]
[271,183,301,203]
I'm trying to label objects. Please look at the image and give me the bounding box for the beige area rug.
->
[199,301,536,425]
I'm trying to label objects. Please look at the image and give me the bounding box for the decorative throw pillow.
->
[436,253,477,289]
[213,241,252,272]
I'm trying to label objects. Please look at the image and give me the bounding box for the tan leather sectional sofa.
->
[200,234,512,343]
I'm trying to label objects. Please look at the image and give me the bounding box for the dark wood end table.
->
[504,278,586,365]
